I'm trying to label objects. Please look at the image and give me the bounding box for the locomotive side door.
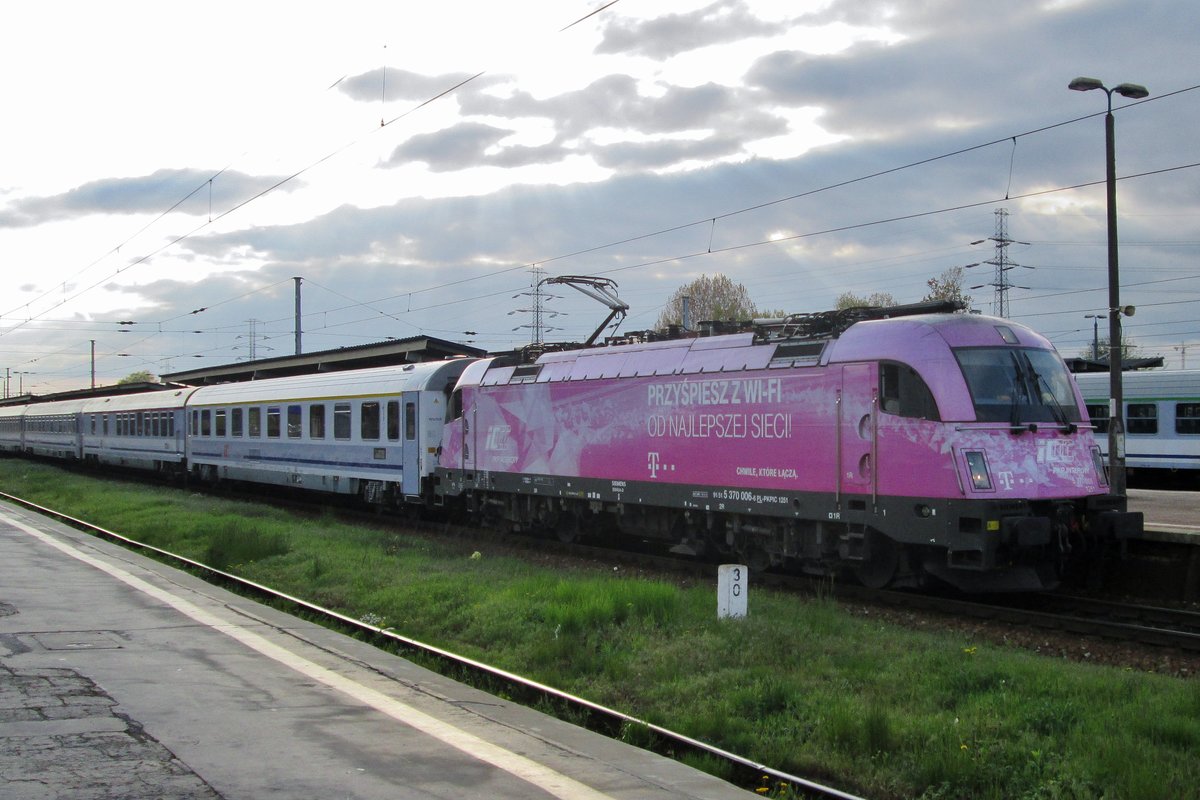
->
[461,390,476,478]
[837,363,878,505]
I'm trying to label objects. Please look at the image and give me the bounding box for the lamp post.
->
[1084,314,1104,361]
[1069,76,1148,497]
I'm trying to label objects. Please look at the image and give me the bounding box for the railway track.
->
[995,593,1200,651]
[0,489,863,800]
[365,502,1200,657]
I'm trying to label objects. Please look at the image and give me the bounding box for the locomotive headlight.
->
[964,451,992,490]
[1091,445,1109,486]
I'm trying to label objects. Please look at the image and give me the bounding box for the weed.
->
[203,522,290,571]
[3,460,1200,800]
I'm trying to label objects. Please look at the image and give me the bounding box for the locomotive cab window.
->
[448,388,464,421]
[955,347,1082,424]
[879,362,940,420]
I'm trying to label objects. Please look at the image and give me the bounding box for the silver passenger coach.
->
[185,359,474,504]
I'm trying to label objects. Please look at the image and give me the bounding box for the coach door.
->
[837,363,878,506]
[401,395,419,496]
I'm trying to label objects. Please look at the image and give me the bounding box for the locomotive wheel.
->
[855,531,899,589]
[555,511,581,543]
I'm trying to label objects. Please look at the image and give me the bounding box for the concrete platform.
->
[1128,488,1200,541]
[0,502,758,800]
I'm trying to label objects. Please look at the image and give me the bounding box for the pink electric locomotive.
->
[436,302,1142,592]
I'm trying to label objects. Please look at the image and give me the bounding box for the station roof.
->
[0,381,178,407]
[1065,356,1166,373]
[162,335,485,385]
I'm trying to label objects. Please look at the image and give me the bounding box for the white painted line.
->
[2,513,614,800]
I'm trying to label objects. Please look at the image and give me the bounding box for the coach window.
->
[361,401,381,441]
[310,404,326,439]
[1085,404,1109,433]
[334,403,351,440]
[103,415,109,436]
[387,400,400,441]
[1127,403,1157,435]
[199,409,210,437]
[267,406,281,438]
[248,407,261,437]
[879,361,940,420]
[405,402,417,440]
[215,409,227,437]
[231,408,243,437]
[167,413,175,437]
[1177,403,1200,435]
[288,405,302,438]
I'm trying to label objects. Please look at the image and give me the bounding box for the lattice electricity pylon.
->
[509,265,561,345]
[965,208,1033,318]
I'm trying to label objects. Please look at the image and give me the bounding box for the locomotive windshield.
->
[954,347,1082,424]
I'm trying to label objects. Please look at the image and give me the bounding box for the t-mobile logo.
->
[647,451,662,478]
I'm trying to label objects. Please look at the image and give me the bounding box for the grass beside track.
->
[2,460,1197,800]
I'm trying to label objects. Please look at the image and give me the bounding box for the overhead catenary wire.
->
[6,68,1195,377]
[0,1,626,342]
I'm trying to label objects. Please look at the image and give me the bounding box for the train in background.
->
[1073,370,1200,475]
[0,301,1142,592]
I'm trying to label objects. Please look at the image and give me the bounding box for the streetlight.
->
[1069,76,1148,497]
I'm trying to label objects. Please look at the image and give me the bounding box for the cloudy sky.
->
[1,0,1197,394]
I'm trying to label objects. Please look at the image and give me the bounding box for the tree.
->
[835,291,895,310]
[655,274,759,330]
[118,370,158,385]
[922,267,972,308]
[1079,333,1142,363]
